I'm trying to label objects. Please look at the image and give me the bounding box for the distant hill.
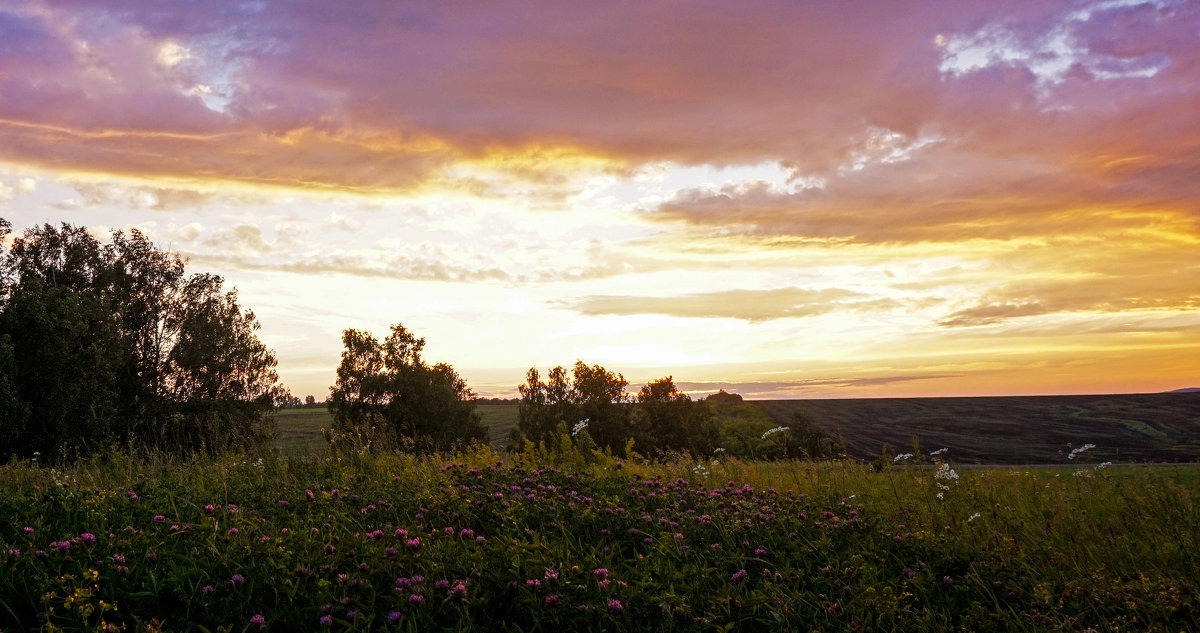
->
[754,392,1200,464]
[1168,387,1200,393]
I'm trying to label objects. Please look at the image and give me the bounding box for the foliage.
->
[327,324,488,452]
[0,220,286,461]
[0,449,1197,632]
[630,376,719,457]
[515,361,629,453]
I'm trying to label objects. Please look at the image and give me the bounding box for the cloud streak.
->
[562,287,904,322]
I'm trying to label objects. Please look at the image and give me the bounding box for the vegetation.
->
[516,367,842,462]
[1,445,1196,632]
[515,361,630,452]
[0,219,287,461]
[327,324,488,453]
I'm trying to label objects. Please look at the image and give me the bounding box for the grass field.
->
[273,405,521,456]
[277,393,1200,465]
[1,447,1196,632]
[756,392,1200,464]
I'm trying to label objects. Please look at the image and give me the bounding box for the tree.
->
[0,220,286,460]
[630,377,718,456]
[305,395,317,406]
[769,410,844,460]
[570,361,629,452]
[328,324,487,452]
[515,360,629,453]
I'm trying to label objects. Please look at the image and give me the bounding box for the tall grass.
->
[1,445,1196,631]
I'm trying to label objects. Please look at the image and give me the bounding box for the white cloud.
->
[156,40,190,67]
[16,178,36,195]
[938,3,1171,89]
[170,222,203,243]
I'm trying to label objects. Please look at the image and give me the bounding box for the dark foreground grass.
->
[1,446,1196,632]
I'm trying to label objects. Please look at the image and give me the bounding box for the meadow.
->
[1,443,1196,632]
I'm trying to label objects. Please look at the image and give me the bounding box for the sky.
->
[1,0,1198,400]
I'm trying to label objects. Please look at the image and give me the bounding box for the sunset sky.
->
[1,0,1197,399]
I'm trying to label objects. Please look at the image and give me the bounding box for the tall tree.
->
[0,220,286,460]
[631,376,718,456]
[328,324,487,452]
[516,360,629,453]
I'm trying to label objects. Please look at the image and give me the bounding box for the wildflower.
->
[755,548,767,556]
[893,453,913,462]
[593,568,608,579]
[1096,461,1112,469]
[409,594,424,605]
[249,614,266,628]
[714,447,726,453]
[731,569,749,582]
[448,582,468,599]
[204,504,215,513]
[23,527,33,534]
[930,447,948,455]
[228,527,238,535]
[112,554,125,564]
[935,463,959,480]
[387,611,402,623]
[406,538,421,550]
[346,610,356,619]
[202,585,215,594]
[967,513,981,523]
[127,491,139,500]
[320,615,332,627]
[526,579,541,589]
[544,569,559,581]
[761,426,789,440]
[1067,443,1096,460]
[153,515,165,523]
[545,594,560,606]
[80,533,96,544]
[571,419,589,437]
[608,599,623,613]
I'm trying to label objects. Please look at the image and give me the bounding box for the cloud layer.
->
[3,0,1197,398]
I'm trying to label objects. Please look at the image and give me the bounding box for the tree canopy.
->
[515,360,629,452]
[327,324,488,452]
[0,219,287,460]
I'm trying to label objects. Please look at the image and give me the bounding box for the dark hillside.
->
[754,392,1200,464]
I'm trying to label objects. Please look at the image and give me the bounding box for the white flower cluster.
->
[930,448,948,456]
[967,512,981,522]
[893,453,913,462]
[692,464,710,477]
[713,447,726,454]
[1067,443,1096,460]
[571,419,589,437]
[935,463,959,480]
[1096,461,1112,469]
[760,426,789,440]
